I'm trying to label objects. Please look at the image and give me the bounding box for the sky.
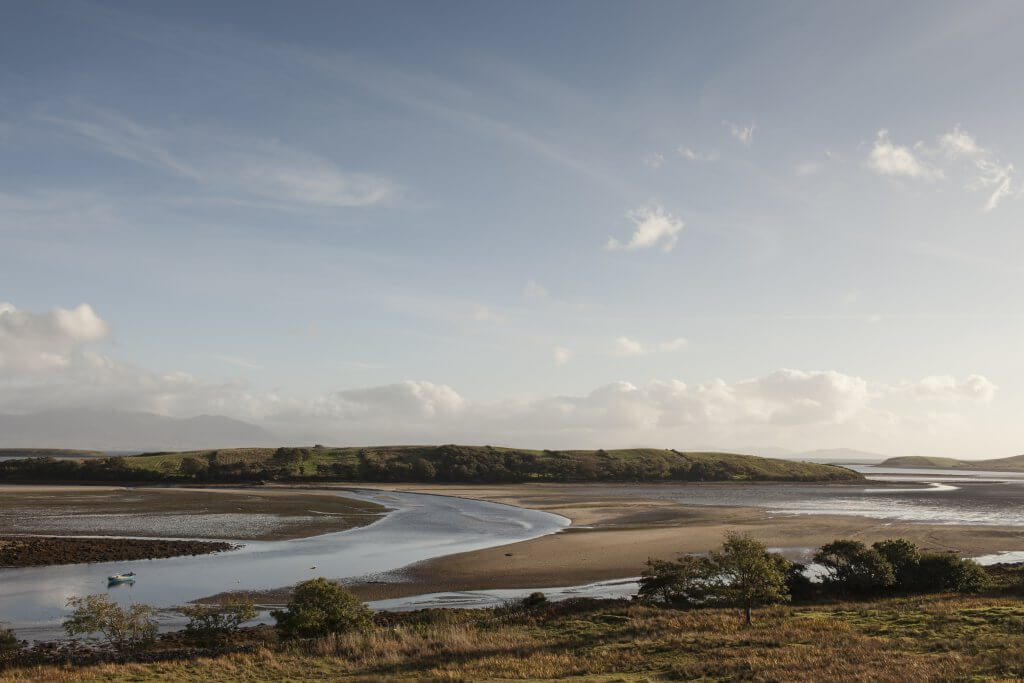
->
[2,1,1023,457]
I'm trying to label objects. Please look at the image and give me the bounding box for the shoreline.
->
[212,481,1024,603]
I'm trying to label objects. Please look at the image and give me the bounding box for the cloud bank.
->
[0,302,998,450]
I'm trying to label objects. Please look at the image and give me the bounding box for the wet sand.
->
[327,483,1024,600]
[0,485,386,540]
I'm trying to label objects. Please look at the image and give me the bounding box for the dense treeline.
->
[0,444,863,484]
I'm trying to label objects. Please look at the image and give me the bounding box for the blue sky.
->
[2,1,1022,456]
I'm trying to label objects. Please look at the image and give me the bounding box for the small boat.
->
[107,572,136,584]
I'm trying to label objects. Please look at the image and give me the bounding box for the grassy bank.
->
[6,595,1024,681]
[1,445,864,484]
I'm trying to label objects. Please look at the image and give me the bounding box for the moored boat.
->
[107,572,136,584]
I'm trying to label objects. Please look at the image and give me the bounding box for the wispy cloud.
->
[677,146,718,162]
[868,126,1017,210]
[552,346,572,365]
[46,108,397,210]
[613,335,688,356]
[723,120,756,145]
[606,206,683,253]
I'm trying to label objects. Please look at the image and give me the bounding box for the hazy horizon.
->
[3,2,1023,458]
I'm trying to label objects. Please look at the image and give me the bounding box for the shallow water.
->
[0,489,568,639]
[6,466,1024,639]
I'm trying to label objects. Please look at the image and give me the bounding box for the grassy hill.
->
[0,444,864,483]
[880,454,1024,471]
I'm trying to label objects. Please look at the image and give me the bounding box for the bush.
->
[910,553,990,593]
[63,595,157,652]
[872,539,921,587]
[814,540,895,595]
[271,578,372,640]
[179,597,258,644]
[522,591,548,608]
[0,627,20,654]
[637,555,714,607]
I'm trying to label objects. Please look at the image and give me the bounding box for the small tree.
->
[63,595,157,652]
[178,597,257,645]
[708,532,790,624]
[272,578,372,640]
[814,540,895,595]
[637,555,713,607]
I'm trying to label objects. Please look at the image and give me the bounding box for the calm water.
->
[5,465,1024,638]
[0,489,568,639]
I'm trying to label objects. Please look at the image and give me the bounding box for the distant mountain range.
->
[0,409,276,451]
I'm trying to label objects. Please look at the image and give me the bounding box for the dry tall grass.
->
[5,596,1024,681]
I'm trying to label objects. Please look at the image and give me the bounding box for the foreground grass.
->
[8,595,1024,682]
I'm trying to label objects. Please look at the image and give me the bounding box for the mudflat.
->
[0,485,386,541]
[330,482,1024,600]
[0,536,234,567]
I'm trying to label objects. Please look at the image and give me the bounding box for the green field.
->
[0,448,105,458]
[881,454,1024,471]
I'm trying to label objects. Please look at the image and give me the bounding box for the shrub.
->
[814,540,895,595]
[0,627,20,654]
[271,578,372,640]
[522,591,548,608]
[910,553,990,593]
[179,597,258,644]
[637,555,714,607]
[63,595,157,652]
[872,538,921,588]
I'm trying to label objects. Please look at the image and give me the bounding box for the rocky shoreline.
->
[0,536,236,568]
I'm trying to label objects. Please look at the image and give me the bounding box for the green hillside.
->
[880,454,1024,471]
[0,444,864,483]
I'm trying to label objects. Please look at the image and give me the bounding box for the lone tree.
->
[272,578,372,640]
[708,532,791,625]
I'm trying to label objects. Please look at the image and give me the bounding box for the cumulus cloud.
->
[905,374,997,403]
[0,302,999,452]
[613,336,688,355]
[606,206,683,253]
[0,302,108,373]
[868,129,943,180]
[723,121,755,145]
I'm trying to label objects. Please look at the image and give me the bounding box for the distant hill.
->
[0,409,276,451]
[879,454,1024,471]
[0,444,865,484]
[0,448,105,459]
